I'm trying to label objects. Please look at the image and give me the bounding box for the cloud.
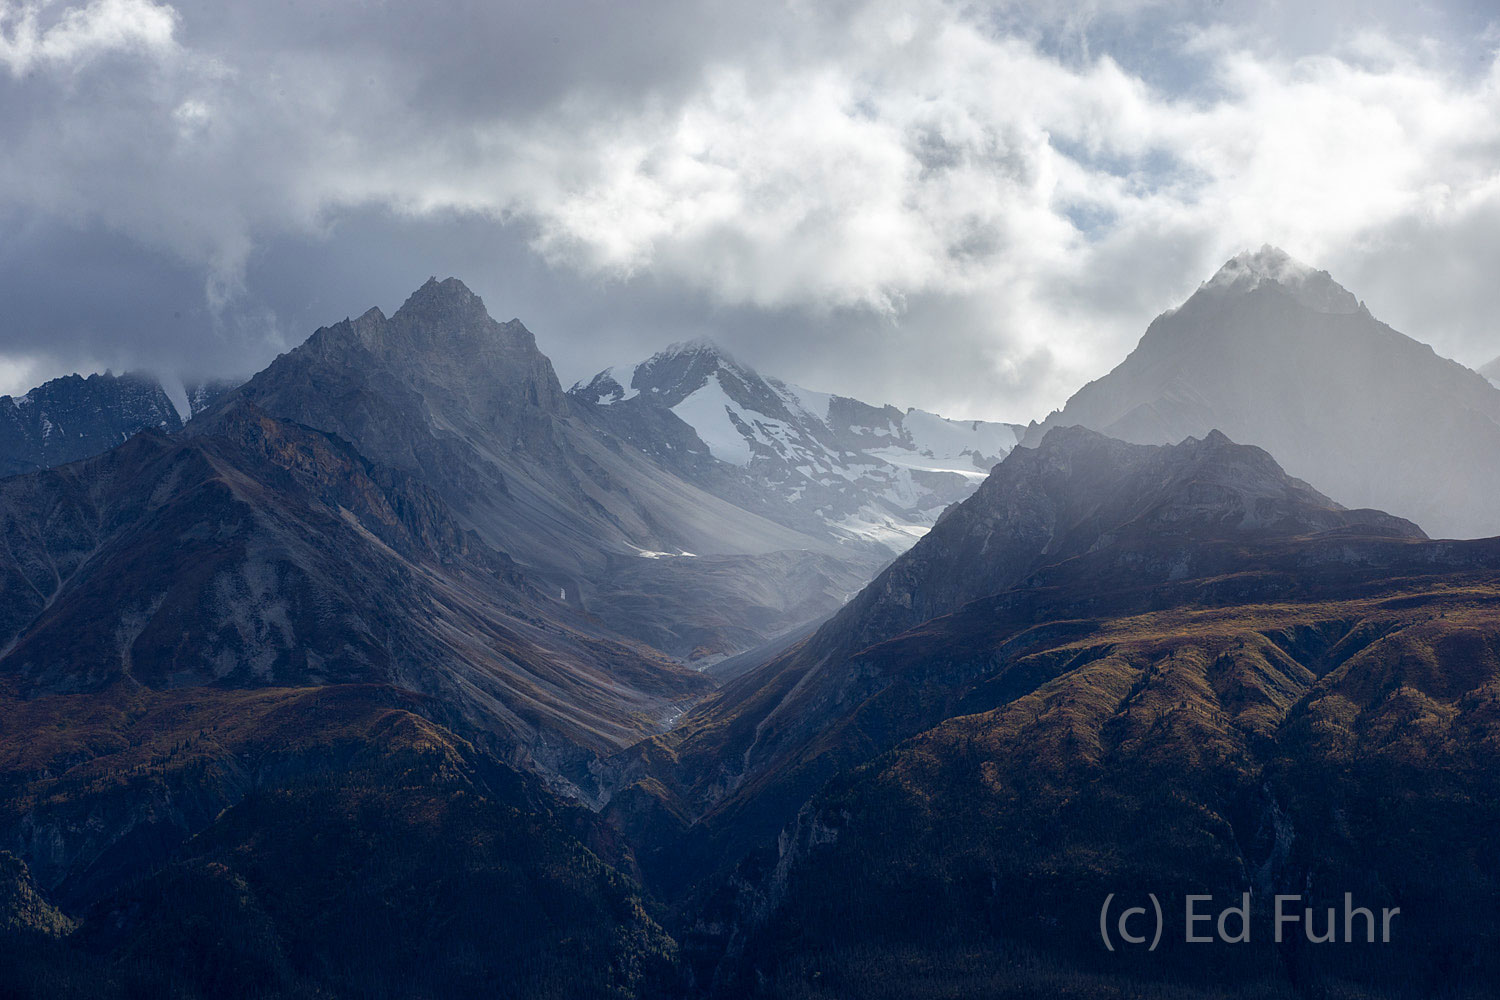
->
[0,0,1498,420]
[0,0,176,76]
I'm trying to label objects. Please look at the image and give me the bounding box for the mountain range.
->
[4,252,1500,998]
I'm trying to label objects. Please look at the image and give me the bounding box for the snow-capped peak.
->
[1201,245,1360,315]
[573,339,747,408]
[657,337,735,363]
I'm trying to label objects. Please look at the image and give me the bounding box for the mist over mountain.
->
[603,426,1438,878]
[0,279,1021,665]
[1025,246,1500,539]
[0,399,713,796]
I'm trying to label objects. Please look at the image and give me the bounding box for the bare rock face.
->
[0,851,72,937]
[837,425,1425,649]
[1025,246,1500,539]
[0,371,183,478]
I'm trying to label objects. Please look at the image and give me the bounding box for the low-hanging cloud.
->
[0,0,1497,421]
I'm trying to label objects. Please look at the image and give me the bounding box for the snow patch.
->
[160,373,192,423]
[903,408,1016,462]
[770,377,834,425]
[670,373,755,465]
[632,547,699,559]
[834,506,932,551]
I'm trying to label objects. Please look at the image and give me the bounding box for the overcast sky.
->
[2,0,1498,422]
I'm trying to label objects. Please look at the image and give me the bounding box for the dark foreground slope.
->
[729,586,1500,998]
[0,402,705,997]
[0,686,682,1000]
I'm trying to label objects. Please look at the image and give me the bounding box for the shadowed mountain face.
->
[1025,247,1500,539]
[603,427,1498,919]
[0,401,708,793]
[231,279,874,660]
[0,687,684,999]
[0,372,183,479]
[727,585,1500,998]
[817,426,1424,654]
[570,340,1022,555]
[0,387,731,996]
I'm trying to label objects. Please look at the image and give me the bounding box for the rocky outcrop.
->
[0,371,182,478]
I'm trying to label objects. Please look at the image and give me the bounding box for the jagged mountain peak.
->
[395,275,491,320]
[0,368,185,478]
[1197,244,1360,314]
[568,337,750,408]
[4,368,160,400]
[375,277,541,365]
[279,278,563,418]
[569,339,1024,554]
[633,337,756,401]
